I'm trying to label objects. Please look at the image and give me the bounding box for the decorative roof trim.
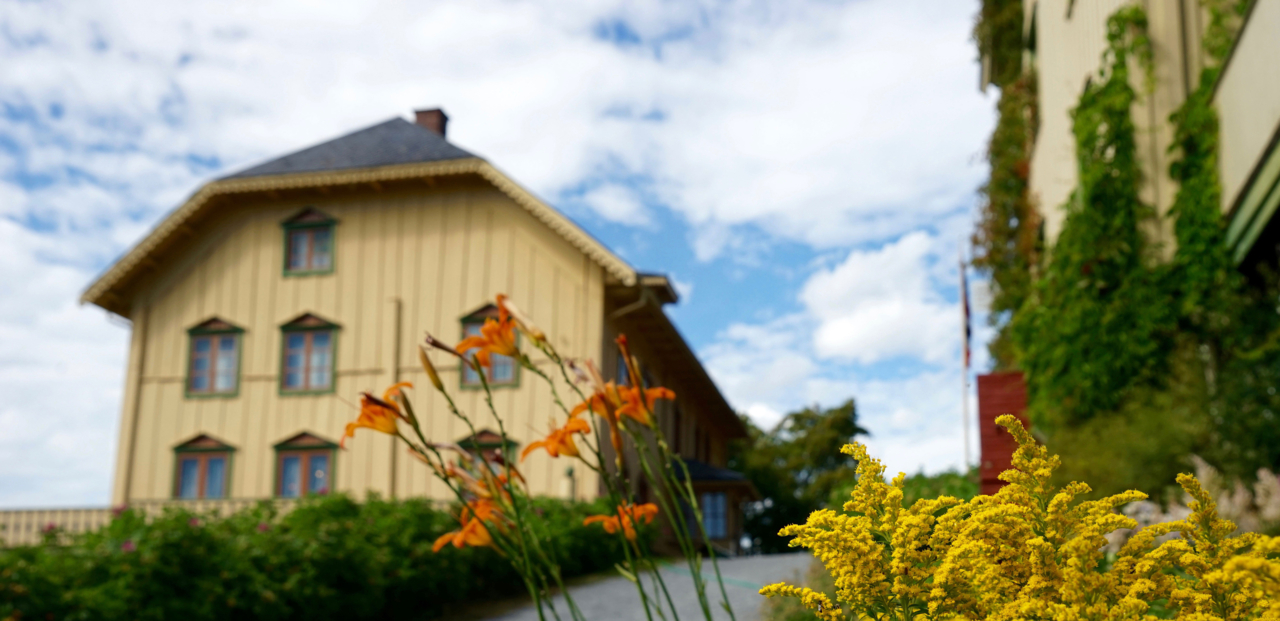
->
[81,157,636,313]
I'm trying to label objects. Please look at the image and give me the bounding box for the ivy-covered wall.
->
[972,0,1275,497]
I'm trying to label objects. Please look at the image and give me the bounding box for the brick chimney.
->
[414,108,448,137]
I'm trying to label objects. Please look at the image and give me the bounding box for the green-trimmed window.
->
[280,313,339,393]
[173,434,234,499]
[460,304,518,388]
[456,429,519,474]
[187,318,243,397]
[701,492,728,539]
[283,208,336,276]
[274,432,336,497]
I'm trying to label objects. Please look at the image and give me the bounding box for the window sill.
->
[459,382,519,391]
[279,388,336,396]
[184,390,240,400]
[283,269,335,278]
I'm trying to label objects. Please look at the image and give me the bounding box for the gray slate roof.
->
[223,117,476,179]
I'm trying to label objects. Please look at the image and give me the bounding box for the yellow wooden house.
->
[74,108,755,550]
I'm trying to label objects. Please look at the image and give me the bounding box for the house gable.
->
[82,119,635,317]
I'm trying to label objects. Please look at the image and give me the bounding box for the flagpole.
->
[960,252,971,469]
[962,353,971,469]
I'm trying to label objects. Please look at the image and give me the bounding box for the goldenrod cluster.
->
[762,415,1280,620]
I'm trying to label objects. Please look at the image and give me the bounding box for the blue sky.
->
[0,0,996,507]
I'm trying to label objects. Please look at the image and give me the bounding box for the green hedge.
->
[0,495,627,620]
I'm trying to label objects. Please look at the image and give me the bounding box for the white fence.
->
[0,498,298,547]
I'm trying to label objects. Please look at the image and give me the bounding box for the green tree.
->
[728,400,867,554]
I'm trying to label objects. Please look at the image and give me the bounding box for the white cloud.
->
[581,183,650,225]
[0,0,992,504]
[700,231,976,475]
[0,220,127,507]
[802,231,956,364]
[1,0,991,257]
[745,403,785,430]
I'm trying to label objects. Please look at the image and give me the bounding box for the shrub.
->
[763,415,1280,619]
[0,494,625,621]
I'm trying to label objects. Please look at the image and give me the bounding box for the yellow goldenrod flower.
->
[758,584,842,621]
[761,413,1280,619]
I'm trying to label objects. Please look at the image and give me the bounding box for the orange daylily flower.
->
[455,308,518,368]
[432,499,499,552]
[570,372,627,457]
[616,386,676,427]
[520,417,591,461]
[415,450,520,501]
[615,334,643,390]
[583,503,659,542]
[497,294,546,343]
[341,382,413,448]
[611,335,676,426]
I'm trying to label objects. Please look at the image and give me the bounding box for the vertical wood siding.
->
[117,181,605,503]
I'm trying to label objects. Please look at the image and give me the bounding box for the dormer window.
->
[460,304,518,388]
[283,208,336,276]
[187,318,243,397]
[455,429,519,476]
[280,313,339,394]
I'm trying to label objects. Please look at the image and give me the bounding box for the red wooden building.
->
[976,372,1030,496]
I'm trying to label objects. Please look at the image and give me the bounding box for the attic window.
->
[283,208,336,275]
[280,314,339,394]
[173,434,235,500]
[187,318,243,397]
[456,429,519,472]
[459,304,518,388]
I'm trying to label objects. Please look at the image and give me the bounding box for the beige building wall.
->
[1029,0,1203,252]
[1216,0,1280,214]
[112,180,605,505]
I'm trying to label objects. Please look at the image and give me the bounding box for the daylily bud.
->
[424,333,464,358]
[565,359,592,385]
[418,344,445,391]
[497,294,547,343]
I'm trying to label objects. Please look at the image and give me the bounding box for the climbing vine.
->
[971,0,1037,370]
[1164,0,1279,480]
[974,0,1276,491]
[973,0,1024,89]
[1010,6,1171,430]
[972,70,1039,370]
[967,1,1280,494]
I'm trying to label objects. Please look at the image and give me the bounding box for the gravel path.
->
[477,553,814,621]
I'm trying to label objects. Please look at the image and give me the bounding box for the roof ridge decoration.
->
[82,158,636,313]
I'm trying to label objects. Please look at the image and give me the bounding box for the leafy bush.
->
[0,494,625,621]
